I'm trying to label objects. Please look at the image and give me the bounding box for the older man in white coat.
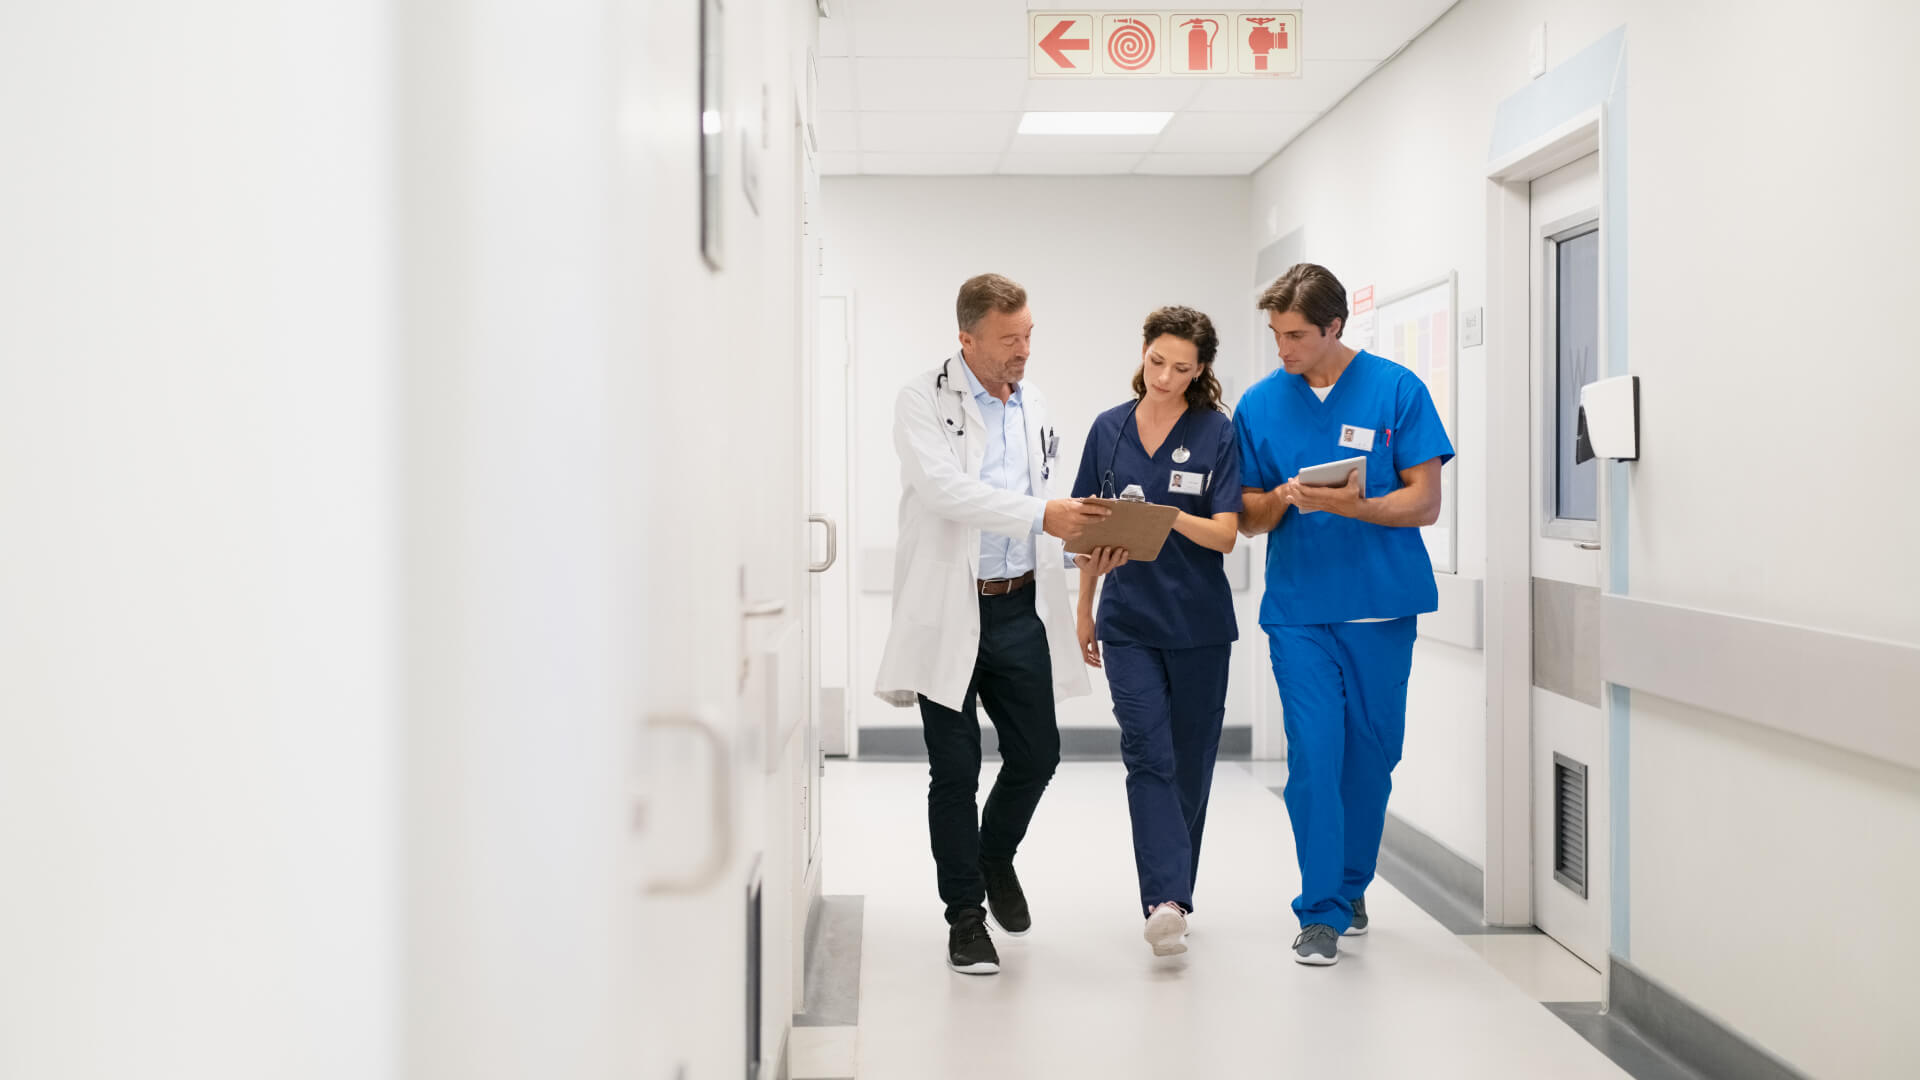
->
[875,272,1108,976]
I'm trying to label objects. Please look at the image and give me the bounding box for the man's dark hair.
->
[1257,263,1348,338]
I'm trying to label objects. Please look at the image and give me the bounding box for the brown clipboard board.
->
[1063,498,1180,562]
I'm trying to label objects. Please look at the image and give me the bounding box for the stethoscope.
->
[935,356,1058,479]
[934,357,968,439]
[1100,396,1195,499]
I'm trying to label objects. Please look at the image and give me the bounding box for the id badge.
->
[1338,424,1376,451]
[1168,470,1205,493]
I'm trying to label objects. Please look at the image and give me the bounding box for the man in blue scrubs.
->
[1234,263,1454,966]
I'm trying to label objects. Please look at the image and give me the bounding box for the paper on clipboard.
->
[1063,497,1180,562]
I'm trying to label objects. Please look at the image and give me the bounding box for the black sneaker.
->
[947,910,1000,975]
[1343,895,1368,936]
[979,857,1031,936]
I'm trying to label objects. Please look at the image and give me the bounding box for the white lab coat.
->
[873,352,1091,712]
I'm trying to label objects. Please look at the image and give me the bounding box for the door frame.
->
[1483,107,1613,942]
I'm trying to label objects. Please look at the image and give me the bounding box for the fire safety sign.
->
[1031,10,1301,77]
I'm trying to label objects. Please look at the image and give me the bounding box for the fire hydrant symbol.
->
[1246,16,1288,71]
[1181,17,1219,72]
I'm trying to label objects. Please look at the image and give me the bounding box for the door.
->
[1526,152,1608,969]
[812,294,854,760]
[627,0,812,1076]
[794,116,839,1008]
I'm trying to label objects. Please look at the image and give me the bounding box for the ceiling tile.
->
[1133,152,1273,175]
[818,15,852,58]
[1007,132,1162,154]
[816,151,861,175]
[854,58,1030,111]
[1021,78,1203,112]
[817,110,861,153]
[1184,60,1378,113]
[998,152,1144,175]
[816,57,856,112]
[1152,110,1316,154]
[859,111,1017,155]
[859,152,1001,175]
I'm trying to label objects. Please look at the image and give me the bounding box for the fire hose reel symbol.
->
[1106,17,1156,71]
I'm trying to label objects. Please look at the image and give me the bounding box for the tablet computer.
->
[1292,455,1366,513]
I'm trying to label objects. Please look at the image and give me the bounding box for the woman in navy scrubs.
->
[1070,305,1242,957]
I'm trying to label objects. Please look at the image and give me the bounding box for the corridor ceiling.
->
[814,0,1458,176]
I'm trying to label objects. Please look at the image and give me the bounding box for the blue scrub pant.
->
[1266,617,1416,933]
[1104,641,1231,918]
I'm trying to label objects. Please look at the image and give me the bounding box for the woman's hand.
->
[1077,609,1100,668]
[1076,545,1129,577]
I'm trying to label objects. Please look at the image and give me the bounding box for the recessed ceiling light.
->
[1017,111,1173,136]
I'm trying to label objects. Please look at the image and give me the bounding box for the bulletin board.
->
[1370,272,1458,573]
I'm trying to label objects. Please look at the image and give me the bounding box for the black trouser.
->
[918,585,1061,924]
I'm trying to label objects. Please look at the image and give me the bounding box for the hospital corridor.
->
[3,1,1917,1079]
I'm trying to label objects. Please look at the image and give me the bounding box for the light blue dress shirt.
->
[959,358,1043,580]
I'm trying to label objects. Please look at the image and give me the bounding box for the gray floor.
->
[794,895,863,1028]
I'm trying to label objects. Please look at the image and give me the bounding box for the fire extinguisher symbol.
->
[1180,17,1220,72]
[1245,16,1290,73]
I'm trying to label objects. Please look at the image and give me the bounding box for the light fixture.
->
[1017,111,1173,136]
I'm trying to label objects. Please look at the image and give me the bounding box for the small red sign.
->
[1040,19,1091,69]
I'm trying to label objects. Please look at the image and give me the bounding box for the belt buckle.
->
[979,577,1009,597]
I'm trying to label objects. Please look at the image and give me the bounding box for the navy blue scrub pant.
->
[1266,617,1416,934]
[917,585,1062,925]
[1104,641,1231,918]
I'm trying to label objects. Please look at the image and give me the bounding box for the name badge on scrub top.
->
[1338,424,1376,451]
[1168,470,1206,493]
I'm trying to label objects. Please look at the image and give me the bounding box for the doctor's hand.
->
[1283,467,1365,518]
[1043,498,1110,541]
[1077,610,1101,668]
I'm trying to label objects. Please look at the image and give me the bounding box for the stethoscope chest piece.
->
[1171,446,1191,464]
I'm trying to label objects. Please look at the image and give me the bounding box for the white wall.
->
[0,4,398,1078]
[1618,3,1920,1076]
[1249,0,1920,1074]
[822,175,1260,735]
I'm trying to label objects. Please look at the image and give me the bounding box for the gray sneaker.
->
[1343,896,1368,937]
[1293,923,1339,966]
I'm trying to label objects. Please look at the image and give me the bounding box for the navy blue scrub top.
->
[1233,350,1456,626]
[1071,401,1243,648]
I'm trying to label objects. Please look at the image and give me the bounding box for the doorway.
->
[1484,114,1613,979]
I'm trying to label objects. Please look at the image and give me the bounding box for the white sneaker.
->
[1143,902,1188,956]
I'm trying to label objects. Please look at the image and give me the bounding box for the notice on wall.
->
[1031,10,1301,78]
[1349,283,1376,350]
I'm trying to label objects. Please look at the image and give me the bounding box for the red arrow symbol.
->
[1039,20,1090,68]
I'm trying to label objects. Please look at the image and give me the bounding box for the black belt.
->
[976,571,1034,596]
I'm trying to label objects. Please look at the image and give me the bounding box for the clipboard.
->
[1064,498,1180,562]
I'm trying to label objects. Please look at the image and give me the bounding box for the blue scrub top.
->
[1234,350,1455,627]
[1072,401,1243,648]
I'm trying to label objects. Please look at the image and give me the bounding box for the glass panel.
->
[1555,229,1600,522]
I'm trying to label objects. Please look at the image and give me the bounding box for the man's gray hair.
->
[956,273,1028,332]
